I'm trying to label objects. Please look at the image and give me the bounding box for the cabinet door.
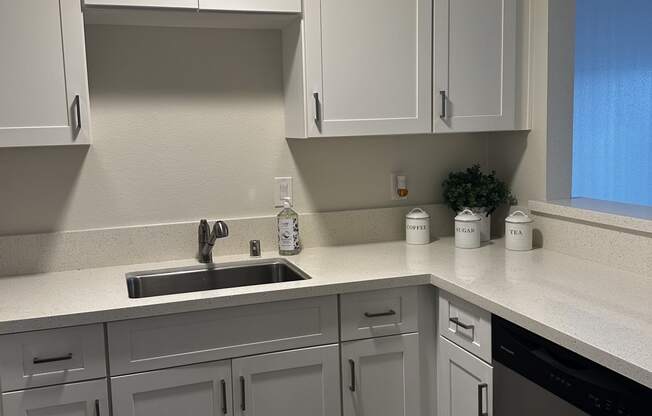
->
[111,361,232,416]
[0,0,90,147]
[342,333,421,416]
[438,336,493,416]
[232,344,340,416]
[2,379,109,416]
[434,0,517,133]
[303,0,432,137]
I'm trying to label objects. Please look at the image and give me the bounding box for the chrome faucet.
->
[198,219,229,263]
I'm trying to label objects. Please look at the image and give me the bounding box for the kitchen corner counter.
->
[0,237,650,389]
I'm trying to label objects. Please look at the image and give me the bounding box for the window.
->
[573,0,652,206]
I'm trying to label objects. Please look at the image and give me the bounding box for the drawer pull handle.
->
[478,383,488,416]
[221,380,228,414]
[33,353,73,364]
[449,317,475,330]
[94,399,100,416]
[240,376,246,411]
[348,359,356,392]
[364,309,396,318]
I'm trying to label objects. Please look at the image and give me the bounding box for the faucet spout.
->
[198,220,229,263]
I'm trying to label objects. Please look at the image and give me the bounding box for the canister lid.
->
[406,208,430,219]
[455,208,481,222]
[505,210,533,224]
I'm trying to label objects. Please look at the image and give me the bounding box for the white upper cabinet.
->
[84,0,199,8]
[0,0,90,147]
[286,0,432,138]
[434,0,517,133]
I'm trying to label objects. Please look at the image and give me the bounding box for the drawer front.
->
[340,287,419,341]
[107,296,338,375]
[0,324,106,392]
[2,379,109,416]
[438,290,491,362]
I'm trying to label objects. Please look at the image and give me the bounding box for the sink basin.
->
[126,259,310,299]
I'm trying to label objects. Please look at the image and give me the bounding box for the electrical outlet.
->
[390,173,408,201]
[274,177,293,207]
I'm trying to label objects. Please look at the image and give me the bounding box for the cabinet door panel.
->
[434,0,516,132]
[0,0,90,147]
[2,380,109,416]
[438,336,493,416]
[111,361,232,416]
[232,344,340,416]
[342,333,420,416]
[304,0,432,137]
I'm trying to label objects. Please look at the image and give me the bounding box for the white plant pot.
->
[471,208,491,242]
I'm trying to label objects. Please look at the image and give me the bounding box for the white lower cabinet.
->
[232,344,340,416]
[111,360,232,416]
[1,379,109,416]
[438,336,493,416]
[341,333,421,416]
[111,345,340,416]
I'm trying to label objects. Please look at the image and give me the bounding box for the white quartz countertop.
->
[0,237,650,389]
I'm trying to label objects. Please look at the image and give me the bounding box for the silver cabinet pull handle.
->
[440,90,447,118]
[240,376,246,411]
[94,399,100,416]
[33,353,73,364]
[364,309,396,318]
[449,317,475,330]
[313,92,321,127]
[478,383,488,416]
[73,95,81,129]
[348,359,356,392]
[221,380,228,414]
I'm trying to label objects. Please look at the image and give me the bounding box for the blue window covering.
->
[573,0,652,206]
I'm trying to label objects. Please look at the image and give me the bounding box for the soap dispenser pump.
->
[277,197,301,255]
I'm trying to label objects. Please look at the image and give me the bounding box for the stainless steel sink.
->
[126,259,310,299]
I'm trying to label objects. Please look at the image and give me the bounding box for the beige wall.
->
[489,0,575,209]
[0,25,488,236]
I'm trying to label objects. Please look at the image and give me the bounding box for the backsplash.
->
[0,204,454,277]
[530,207,652,277]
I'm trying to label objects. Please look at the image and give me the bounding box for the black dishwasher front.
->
[492,315,651,416]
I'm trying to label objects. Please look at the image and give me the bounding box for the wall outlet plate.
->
[390,173,408,201]
[274,177,293,207]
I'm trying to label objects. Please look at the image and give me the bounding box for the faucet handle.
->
[212,221,229,240]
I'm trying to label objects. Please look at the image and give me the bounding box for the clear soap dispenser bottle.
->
[277,197,301,255]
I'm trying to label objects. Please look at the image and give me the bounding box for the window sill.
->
[528,198,652,235]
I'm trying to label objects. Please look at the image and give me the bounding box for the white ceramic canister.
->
[505,210,533,251]
[406,208,431,245]
[455,209,481,249]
